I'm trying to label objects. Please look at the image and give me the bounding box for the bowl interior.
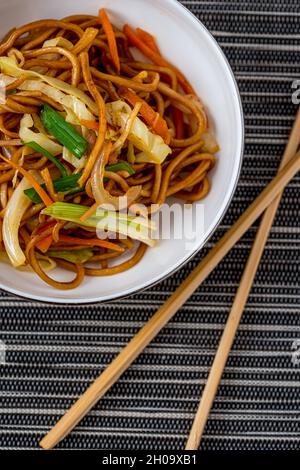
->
[0,0,243,303]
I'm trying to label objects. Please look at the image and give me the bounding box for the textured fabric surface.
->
[0,0,300,451]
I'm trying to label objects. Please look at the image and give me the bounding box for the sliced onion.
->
[106,100,171,164]
[41,37,73,60]
[201,131,220,153]
[43,37,73,50]
[0,73,16,87]
[0,251,56,272]
[91,144,141,211]
[0,56,98,114]
[112,102,141,153]
[1,146,13,159]
[19,80,94,126]
[63,147,87,170]
[19,114,63,156]
[2,171,42,267]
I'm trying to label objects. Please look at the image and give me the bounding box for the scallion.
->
[41,104,88,159]
[24,174,82,204]
[106,161,135,176]
[24,161,135,204]
[25,141,68,178]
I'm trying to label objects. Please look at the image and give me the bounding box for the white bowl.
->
[0,0,244,304]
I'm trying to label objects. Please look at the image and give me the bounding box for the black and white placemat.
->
[0,0,299,451]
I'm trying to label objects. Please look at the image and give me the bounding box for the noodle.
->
[0,8,218,290]
[23,46,81,86]
[27,245,85,289]
[78,51,107,186]
[85,243,147,276]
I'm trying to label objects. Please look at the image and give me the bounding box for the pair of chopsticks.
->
[185,106,300,449]
[40,108,300,451]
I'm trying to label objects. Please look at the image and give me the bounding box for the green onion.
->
[41,104,88,159]
[25,141,68,178]
[106,162,135,176]
[23,162,134,204]
[48,248,93,264]
[24,174,82,204]
[42,202,156,247]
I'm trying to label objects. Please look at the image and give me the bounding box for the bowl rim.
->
[0,0,244,304]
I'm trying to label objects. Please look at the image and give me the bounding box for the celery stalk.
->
[42,202,156,247]
[48,248,93,264]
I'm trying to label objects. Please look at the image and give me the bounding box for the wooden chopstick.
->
[185,107,300,450]
[39,148,300,450]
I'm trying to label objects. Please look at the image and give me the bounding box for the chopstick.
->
[39,148,300,450]
[185,107,300,450]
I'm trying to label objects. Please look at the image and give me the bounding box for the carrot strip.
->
[136,28,160,54]
[80,119,99,131]
[0,154,53,206]
[119,87,170,144]
[123,24,195,94]
[58,235,125,253]
[35,221,56,253]
[172,107,185,139]
[79,202,98,223]
[99,8,120,73]
[36,235,53,253]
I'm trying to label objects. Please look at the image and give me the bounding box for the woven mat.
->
[0,0,299,451]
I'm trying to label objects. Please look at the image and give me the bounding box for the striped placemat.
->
[0,0,299,450]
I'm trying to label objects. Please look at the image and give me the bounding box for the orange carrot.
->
[0,154,53,207]
[80,119,100,131]
[124,25,167,67]
[136,28,160,54]
[99,8,120,73]
[119,87,170,144]
[58,235,125,253]
[35,221,56,253]
[36,234,53,253]
[172,107,185,139]
[123,24,195,95]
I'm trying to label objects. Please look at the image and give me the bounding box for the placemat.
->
[0,0,299,451]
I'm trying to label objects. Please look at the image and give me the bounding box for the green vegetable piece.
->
[41,104,88,159]
[25,141,67,178]
[42,202,156,247]
[24,174,82,204]
[48,248,94,264]
[106,162,135,176]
